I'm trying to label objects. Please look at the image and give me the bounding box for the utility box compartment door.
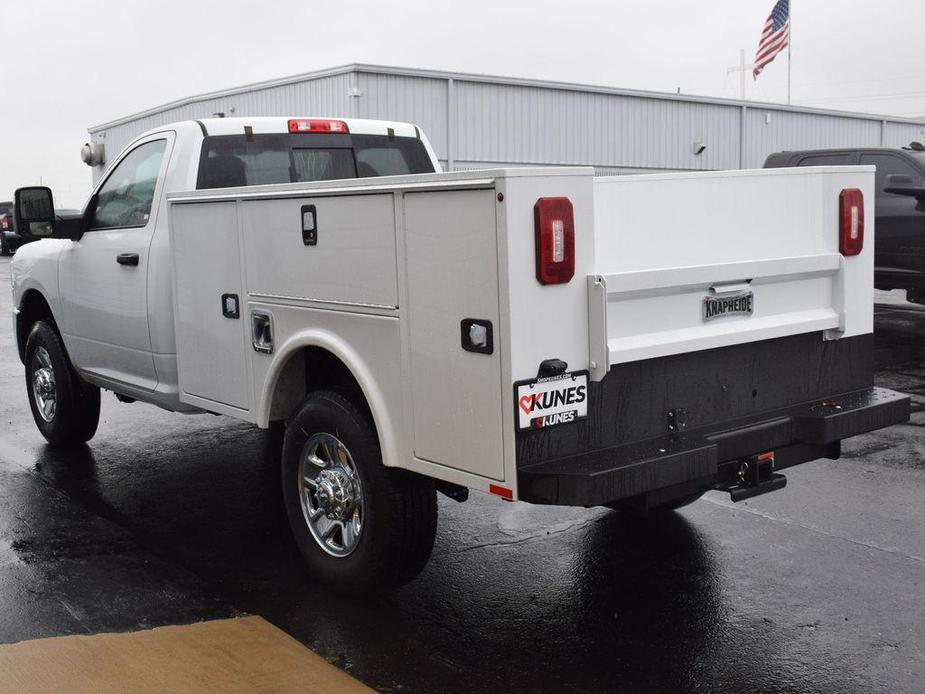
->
[403,189,505,481]
[239,194,398,307]
[172,201,250,411]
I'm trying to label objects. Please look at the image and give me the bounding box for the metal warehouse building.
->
[87,63,925,178]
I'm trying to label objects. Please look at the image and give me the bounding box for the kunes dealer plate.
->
[703,290,754,321]
[516,372,588,430]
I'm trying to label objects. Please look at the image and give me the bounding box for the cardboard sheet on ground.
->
[0,615,371,693]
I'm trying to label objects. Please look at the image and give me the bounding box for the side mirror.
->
[13,186,56,239]
[884,174,925,200]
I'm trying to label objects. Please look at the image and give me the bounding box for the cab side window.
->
[796,153,851,166]
[91,139,167,230]
[859,154,924,196]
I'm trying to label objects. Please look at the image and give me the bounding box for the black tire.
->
[0,237,8,256]
[281,390,437,593]
[24,321,101,447]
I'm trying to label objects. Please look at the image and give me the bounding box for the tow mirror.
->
[884,174,925,200]
[13,186,56,239]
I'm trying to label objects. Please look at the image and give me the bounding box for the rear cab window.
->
[197,132,435,189]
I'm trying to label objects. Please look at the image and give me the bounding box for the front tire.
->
[25,321,101,447]
[282,390,437,593]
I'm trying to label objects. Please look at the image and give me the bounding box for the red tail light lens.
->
[288,119,349,134]
[0,214,8,230]
[839,188,864,256]
[534,197,575,285]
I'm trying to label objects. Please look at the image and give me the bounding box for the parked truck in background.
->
[0,201,13,255]
[9,117,910,592]
[766,145,925,303]
[2,202,80,256]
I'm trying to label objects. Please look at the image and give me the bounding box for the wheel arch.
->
[16,289,60,364]
[260,330,402,469]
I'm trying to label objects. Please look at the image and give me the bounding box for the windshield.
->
[197,133,434,189]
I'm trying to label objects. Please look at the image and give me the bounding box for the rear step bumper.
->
[517,386,910,507]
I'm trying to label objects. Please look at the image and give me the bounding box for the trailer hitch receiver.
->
[725,452,787,502]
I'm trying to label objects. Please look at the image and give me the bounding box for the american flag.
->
[753,0,790,80]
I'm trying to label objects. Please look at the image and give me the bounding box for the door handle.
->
[117,253,139,266]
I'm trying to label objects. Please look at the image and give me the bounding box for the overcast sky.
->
[2,0,924,207]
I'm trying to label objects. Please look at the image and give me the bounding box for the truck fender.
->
[258,329,402,470]
[14,285,62,364]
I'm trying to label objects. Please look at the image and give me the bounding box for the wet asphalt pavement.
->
[1,253,925,693]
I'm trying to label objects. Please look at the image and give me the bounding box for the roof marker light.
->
[288,119,349,134]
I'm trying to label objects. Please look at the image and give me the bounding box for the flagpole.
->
[787,2,792,104]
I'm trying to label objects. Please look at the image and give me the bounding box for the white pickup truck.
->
[10,116,909,592]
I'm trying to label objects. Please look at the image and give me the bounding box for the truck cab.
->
[11,117,440,409]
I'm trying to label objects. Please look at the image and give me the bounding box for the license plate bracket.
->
[515,371,589,430]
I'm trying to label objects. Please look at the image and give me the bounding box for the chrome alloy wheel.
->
[298,432,364,557]
[31,346,57,423]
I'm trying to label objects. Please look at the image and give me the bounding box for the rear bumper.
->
[515,332,906,507]
[518,386,909,506]
[875,266,925,289]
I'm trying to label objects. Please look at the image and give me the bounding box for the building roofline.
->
[88,64,359,132]
[88,62,925,133]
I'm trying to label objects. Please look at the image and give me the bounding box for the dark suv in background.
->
[765,145,925,302]
[0,203,80,255]
[0,201,13,255]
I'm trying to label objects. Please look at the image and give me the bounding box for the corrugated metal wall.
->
[742,109,881,168]
[356,72,449,161]
[454,81,740,171]
[884,121,925,148]
[88,65,925,180]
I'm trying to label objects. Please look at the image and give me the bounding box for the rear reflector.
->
[839,188,864,256]
[489,484,513,500]
[534,197,575,285]
[288,119,349,134]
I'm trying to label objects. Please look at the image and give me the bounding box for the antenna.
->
[726,49,755,101]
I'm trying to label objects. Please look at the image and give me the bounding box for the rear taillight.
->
[839,188,864,256]
[0,214,8,230]
[534,197,575,285]
[287,119,349,134]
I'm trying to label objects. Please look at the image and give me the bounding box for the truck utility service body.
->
[10,117,909,589]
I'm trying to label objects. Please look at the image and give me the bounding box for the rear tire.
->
[25,321,101,447]
[281,390,437,594]
[0,237,8,256]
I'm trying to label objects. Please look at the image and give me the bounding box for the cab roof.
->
[193,116,420,139]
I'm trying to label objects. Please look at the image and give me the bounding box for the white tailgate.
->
[588,166,874,379]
